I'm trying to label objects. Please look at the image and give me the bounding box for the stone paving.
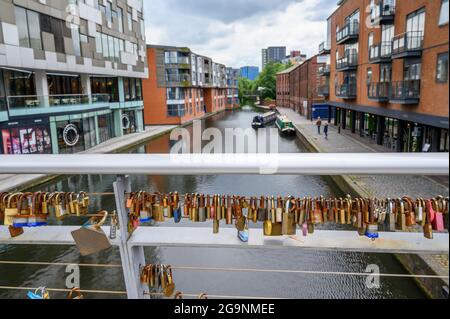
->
[277,107,449,287]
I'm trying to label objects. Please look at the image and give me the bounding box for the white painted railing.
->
[0,153,448,299]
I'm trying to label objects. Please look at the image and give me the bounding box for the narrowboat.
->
[251,111,277,129]
[276,115,296,136]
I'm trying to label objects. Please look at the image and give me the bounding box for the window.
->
[407,8,425,50]
[15,7,30,48]
[380,64,392,82]
[368,32,374,51]
[404,59,422,80]
[439,0,449,26]
[27,10,42,50]
[436,53,449,82]
[118,8,124,33]
[95,32,103,54]
[71,24,81,57]
[367,68,373,85]
[14,6,42,50]
[168,104,186,117]
[127,12,133,31]
[106,2,113,26]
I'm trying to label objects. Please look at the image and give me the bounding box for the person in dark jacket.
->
[324,123,329,140]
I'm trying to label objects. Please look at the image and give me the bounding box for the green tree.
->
[238,77,257,105]
[253,62,288,100]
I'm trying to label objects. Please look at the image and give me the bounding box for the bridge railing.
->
[0,153,448,299]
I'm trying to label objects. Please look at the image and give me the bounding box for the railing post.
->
[113,175,145,299]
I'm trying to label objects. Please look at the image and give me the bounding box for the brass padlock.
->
[198,194,207,222]
[257,196,267,222]
[226,195,233,225]
[282,197,296,235]
[71,211,112,256]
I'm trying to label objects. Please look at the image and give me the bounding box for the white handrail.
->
[0,153,448,175]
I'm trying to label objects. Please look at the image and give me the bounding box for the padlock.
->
[152,194,164,222]
[312,198,323,225]
[365,223,379,240]
[221,195,227,220]
[213,219,219,234]
[173,192,182,224]
[226,195,233,225]
[210,194,216,220]
[163,266,176,297]
[339,198,346,225]
[302,223,308,237]
[307,222,315,234]
[257,196,267,222]
[403,196,416,227]
[385,198,396,231]
[139,193,151,223]
[276,196,283,223]
[198,194,207,222]
[216,195,222,221]
[431,199,445,232]
[396,198,407,231]
[67,288,84,300]
[33,192,48,227]
[12,193,31,228]
[110,211,118,240]
[71,211,112,256]
[415,198,425,226]
[423,203,434,240]
[282,197,296,235]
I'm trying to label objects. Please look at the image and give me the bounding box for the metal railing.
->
[392,31,424,56]
[49,94,90,106]
[369,42,392,62]
[336,21,359,43]
[368,82,390,100]
[335,83,357,98]
[7,95,44,109]
[92,93,111,103]
[336,53,358,70]
[165,73,191,83]
[318,65,331,75]
[319,41,330,53]
[0,154,448,299]
[165,56,189,65]
[390,80,421,102]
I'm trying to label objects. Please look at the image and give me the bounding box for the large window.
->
[14,6,42,50]
[168,104,186,117]
[118,8,124,33]
[127,12,133,31]
[4,69,36,96]
[47,75,81,95]
[97,32,125,62]
[439,0,449,26]
[70,24,81,57]
[380,64,392,82]
[39,13,70,54]
[123,78,142,101]
[404,59,422,80]
[98,113,114,144]
[0,70,5,111]
[56,119,85,154]
[1,124,52,155]
[436,52,449,83]
[91,77,119,102]
[122,110,137,135]
[407,8,426,49]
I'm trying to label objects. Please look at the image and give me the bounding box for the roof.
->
[276,63,302,75]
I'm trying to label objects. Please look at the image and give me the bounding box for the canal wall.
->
[290,113,448,300]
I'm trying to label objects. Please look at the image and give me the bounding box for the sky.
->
[144,0,337,69]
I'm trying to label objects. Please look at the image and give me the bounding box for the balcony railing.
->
[165,74,191,84]
[6,94,112,110]
[165,56,190,65]
[336,53,358,71]
[392,31,423,59]
[318,85,330,97]
[336,21,359,45]
[319,41,330,54]
[371,0,396,24]
[390,80,421,104]
[367,82,390,102]
[318,65,331,76]
[369,42,392,63]
[335,83,357,99]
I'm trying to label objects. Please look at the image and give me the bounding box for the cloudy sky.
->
[144,0,337,69]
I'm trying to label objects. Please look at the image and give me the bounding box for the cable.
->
[144,292,284,299]
[0,261,121,268]
[0,286,127,295]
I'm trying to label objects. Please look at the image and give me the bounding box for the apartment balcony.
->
[367,82,390,102]
[336,21,359,45]
[165,74,192,87]
[318,42,330,55]
[369,42,392,64]
[389,80,420,104]
[336,53,358,72]
[335,83,357,100]
[318,65,331,76]
[165,57,190,69]
[6,94,111,110]
[371,0,396,25]
[391,31,423,59]
[318,85,330,98]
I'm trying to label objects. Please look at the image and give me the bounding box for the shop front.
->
[331,105,449,153]
[0,118,52,154]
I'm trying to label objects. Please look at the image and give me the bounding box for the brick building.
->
[143,45,233,125]
[321,0,449,152]
[276,55,327,118]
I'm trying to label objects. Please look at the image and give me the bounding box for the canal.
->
[0,106,425,299]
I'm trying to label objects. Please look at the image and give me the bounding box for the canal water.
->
[0,106,425,299]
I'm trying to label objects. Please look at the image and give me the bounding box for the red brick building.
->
[276,55,327,118]
[320,0,449,152]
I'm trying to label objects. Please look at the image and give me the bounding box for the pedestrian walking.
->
[324,123,329,140]
[316,117,322,135]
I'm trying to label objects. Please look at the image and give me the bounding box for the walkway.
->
[0,125,176,192]
[277,107,449,290]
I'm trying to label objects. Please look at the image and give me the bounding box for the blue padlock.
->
[365,223,379,240]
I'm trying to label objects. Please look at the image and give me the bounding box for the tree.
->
[253,62,287,100]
